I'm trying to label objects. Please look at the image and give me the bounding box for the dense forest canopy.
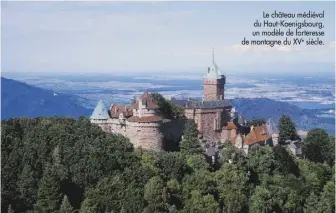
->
[1,116,335,213]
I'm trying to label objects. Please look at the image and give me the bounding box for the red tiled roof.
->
[127,115,163,123]
[110,104,133,118]
[129,92,160,110]
[244,124,271,145]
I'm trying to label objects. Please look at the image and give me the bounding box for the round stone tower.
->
[125,92,164,151]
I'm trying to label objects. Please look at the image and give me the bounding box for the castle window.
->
[137,129,141,132]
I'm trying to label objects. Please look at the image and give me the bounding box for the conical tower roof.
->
[204,48,223,80]
[90,100,110,120]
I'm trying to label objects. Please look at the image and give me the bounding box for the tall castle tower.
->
[203,48,226,101]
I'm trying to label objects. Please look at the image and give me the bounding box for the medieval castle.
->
[90,50,285,154]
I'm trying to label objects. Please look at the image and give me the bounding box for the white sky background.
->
[1,1,335,74]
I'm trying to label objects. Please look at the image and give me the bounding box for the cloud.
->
[2,1,335,73]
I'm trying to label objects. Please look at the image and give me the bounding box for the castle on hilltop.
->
[90,49,281,153]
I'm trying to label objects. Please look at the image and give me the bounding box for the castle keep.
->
[91,50,275,152]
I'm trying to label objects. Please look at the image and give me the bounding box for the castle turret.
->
[90,100,110,132]
[90,100,110,121]
[203,48,226,101]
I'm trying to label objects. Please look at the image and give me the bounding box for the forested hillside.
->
[1,117,335,213]
[1,78,91,119]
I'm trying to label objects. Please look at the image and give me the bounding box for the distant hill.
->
[1,78,334,135]
[1,77,91,119]
[230,98,335,135]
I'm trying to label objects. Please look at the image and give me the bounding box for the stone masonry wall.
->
[126,121,163,151]
[199,111,221,141]
[203,79,225,101]
[185,108,233,143]
[91,119,164,151]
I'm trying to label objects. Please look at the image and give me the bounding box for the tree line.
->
[1,114,334,213]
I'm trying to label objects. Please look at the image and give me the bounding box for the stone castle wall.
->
[91,118,183,151]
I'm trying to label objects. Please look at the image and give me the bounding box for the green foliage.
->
[182,190,219,213]
[303,192,324,213]
[299,159,332,193]
[35,164,62,213]
[59,195,74,213]
[215,164,249,213]
[219,142,235,164]
[144,176,167,213]
[302,128,334,165]
[150,92,184,119]
[278,115,300,144]
[247,145,277,176]
[319,180,335,213]
[182,170,217,199]
[166,179,183,209]
[249,186,279,213]
[1,116,334,213]
[182,119,198,139]
[140,151,160,176]
[156,152,189,181]
[185,154,209,171]
[180,119,202,155]
[144,176,165,203]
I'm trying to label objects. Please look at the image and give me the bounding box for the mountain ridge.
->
[1,77,91,119]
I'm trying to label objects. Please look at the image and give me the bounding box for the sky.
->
[1,1,335,74]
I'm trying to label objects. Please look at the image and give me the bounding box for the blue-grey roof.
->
[185,100,232,109]
[204,49,226,80]
[170,99,188,107]
[90,100,110,120]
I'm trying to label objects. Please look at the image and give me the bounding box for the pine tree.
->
[59,195,74,213]
[18,163,40,210]
[278,115,300,145]
[180,119,202,155]
[35,164,62,213]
